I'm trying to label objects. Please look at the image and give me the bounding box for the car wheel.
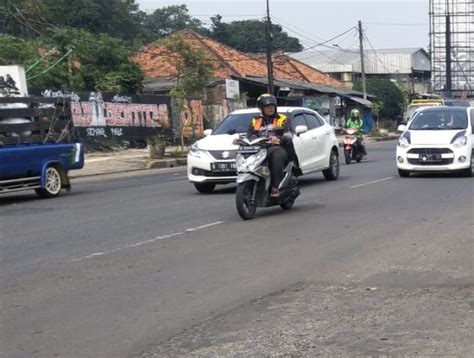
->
[193,182,216,193]
[35,166,63,198]
[323,150,339,180]
[398,169,410,177]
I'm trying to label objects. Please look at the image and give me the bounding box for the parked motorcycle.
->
[235,136,300,220]
[343,128,365,165]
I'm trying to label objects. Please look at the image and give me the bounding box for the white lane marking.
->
[185,221,223,232]
[70,222,223,262]
[349,176,394,189]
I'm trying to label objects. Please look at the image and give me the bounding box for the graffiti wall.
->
[42,90,171,128]
[179,99,204,138]
[39,91,205,145]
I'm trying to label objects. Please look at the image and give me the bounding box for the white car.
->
[396,106,473,177]
[188,107,340,193]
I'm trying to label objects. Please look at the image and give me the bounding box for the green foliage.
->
[0,35,37,65]
[2,0,145,40]
[1,1,302,93]
[353,79,404,120]
[209,16,303,53]
[142,5,205,43]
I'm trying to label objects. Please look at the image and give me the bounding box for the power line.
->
[270,15,326,42]
[191,14,265,18]
[365,22,428,26]
[363,32,392,74]
[301,27,359,52]
[289,29,360,64]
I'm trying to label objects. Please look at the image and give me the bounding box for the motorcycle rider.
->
[345,108,367,155]
[236,94,293,197]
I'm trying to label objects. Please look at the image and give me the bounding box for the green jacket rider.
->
[346,108,364,138]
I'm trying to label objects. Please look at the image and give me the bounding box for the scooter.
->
[235,136,300,220]
[343,128,365,165]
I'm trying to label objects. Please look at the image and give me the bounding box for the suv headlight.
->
[398,136,410,148]
[452,135,467,147]
[189,143,203,158]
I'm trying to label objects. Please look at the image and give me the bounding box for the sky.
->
[136,0,430,51]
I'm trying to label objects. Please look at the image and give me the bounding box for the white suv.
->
[188,107,340,193]
[396,106,473,177]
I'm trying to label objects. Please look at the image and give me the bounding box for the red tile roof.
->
[134,31,346,88]
[273,54,347,87]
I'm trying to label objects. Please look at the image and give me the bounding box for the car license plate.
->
[211,162,236,172]
[419,153,442,162]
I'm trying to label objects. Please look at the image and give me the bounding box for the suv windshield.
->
[409,110,468,130]
[212,112,290,135]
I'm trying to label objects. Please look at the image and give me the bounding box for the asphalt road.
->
[1,141,473,358]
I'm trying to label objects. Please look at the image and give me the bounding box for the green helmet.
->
[351,108,361,118]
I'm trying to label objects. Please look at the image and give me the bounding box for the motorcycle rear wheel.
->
[344,150,351,165]
[280,200,294,210]
[236,181,257,220]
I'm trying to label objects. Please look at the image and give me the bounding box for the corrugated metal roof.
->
[290,48,430,75]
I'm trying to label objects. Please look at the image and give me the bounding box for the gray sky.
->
[136,0,430,50]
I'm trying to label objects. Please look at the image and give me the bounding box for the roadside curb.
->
[147,158,187,169]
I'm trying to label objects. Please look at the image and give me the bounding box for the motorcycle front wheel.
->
[236,181,257,220]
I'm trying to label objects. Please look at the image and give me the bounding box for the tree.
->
[2,0,146,41]
[162,33,213,147]
[142,5,205,43]
[353,79,404,120]
[0,29,144,93]
[163,33,213,96]
[209,16,303,53]
[0,35,37,65]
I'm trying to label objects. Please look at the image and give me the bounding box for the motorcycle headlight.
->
[249,149,267,171]
[189,143,203,158]
[236,153,246,171]
[453,135,467,147]
[398,136,410,149]
[236,149,267,172]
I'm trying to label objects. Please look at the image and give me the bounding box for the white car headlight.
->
[452,135,467,147]
[398,136,410,149]
[189,143,203,158]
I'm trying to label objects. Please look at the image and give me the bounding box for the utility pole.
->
[445,13,452,98]
[265,0,274,95]
[358,20,367,100]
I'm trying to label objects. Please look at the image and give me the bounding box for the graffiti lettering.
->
[42,89,81,102]
[180,99,204,138]
[86,127,107,137]
[111,95,133,103]
[72,101,171,128]
[110,127,123,136]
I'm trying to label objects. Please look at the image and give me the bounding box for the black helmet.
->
[257,93,277,110]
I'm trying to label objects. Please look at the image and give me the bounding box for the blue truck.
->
[0,97,84,198]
